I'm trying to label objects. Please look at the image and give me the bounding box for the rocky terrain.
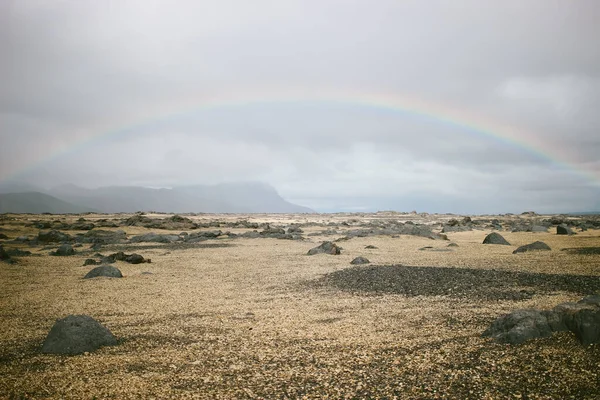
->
[1,211,599,398]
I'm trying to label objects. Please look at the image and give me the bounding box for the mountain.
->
[0,181,44,194]
[45,182,313,213]
[0,192,97,214]
[173,182,314,213]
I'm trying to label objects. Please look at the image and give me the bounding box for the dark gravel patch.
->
[561,247,600,255]
[318,264,600,301]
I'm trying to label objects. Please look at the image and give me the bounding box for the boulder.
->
[124,253,145,264]
[512,241,551,254]
[557,224,573,235]
[0,245,10,262]
[41,315,117,355]
[307,241,341,255]
[483,295,600,345]
[6,248,31,257]
[83,229,127,244]
[0,233,8,240]
[84,265,123,279]
[38,230,72,243]
[482,232,511,245]
[350,256,370,265]
[129,233,180,243]
[52,244,75,256]
[83,258,98,266]
[288,225,304,234]
[481,309,554,344]
[365,245,378,249]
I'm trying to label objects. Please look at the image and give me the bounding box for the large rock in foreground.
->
[483,295,600,345]
[482,232,510,245]
[307,241,341,255]
[84,265,123,279]
[41,315,117,355]
[512,241,551,254]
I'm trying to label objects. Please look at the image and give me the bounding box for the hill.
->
[0,192,97,214]
[46,182,313,213]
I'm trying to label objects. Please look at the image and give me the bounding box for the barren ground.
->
[1,212,599,399]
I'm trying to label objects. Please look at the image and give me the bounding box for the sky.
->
[1,0,599,214]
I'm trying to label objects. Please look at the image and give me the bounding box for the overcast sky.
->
[1,0,599,213]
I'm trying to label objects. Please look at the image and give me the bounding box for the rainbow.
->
[3,89,599,185]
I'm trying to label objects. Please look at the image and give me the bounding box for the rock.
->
[307,241,341,255]
[483,296,600,346]
[365,245,378,249]
[129,233,180,243]
[124,214,154,226]
[260,226,286,235]
[481,309,554,344]
[41,315,117,355]
[52,244,75,256]
[287,225,304,234]
[513,241,551,254]
[70,222,95,230]
[84,265,123,279]
[0,245,11,262]
[447,243,459,247]
[38,230,72,243]
[124,253,145,264]
[350,256,370,265]
[83,259,98,266]
[0,233,8,240]
[482,232,510,245]
[557,224,573,235]
[462,216,472,224]
[83,229,127,244]
[6,248,32,257]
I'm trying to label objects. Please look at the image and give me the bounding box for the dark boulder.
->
[0,233,8,240]
[481,309,554,344]
[483,295,600,346]
[482,232,510,245]
[38,230,72,243]
[287,225,304,234]
[512,241,551,254]
[350,256,370,265]
[6,248,32,257]
[0,245,10,262]
[365,245,378,249]
[557,224,573,235]
[129,233,180,243]
[307,241,341,255]
[83,229,127,244]
[261,226,286,235]
[84,265,123,279]
[83,259,98,266]
[124,253,145,264]
[70,222,95,231]
[52,244,75,256]
[41,315,117,355]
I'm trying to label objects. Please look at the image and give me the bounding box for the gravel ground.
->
[1,213,599,399]
[319,264,600,300]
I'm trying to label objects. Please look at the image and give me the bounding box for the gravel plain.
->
[1,212,599,399]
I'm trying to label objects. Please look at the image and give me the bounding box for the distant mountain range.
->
[0,182,313,214]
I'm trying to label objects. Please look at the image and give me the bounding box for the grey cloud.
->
[1,0,599,212]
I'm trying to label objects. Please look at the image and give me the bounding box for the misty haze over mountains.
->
[0,182,313,214]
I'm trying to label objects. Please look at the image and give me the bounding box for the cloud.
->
[1,0,599,212]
